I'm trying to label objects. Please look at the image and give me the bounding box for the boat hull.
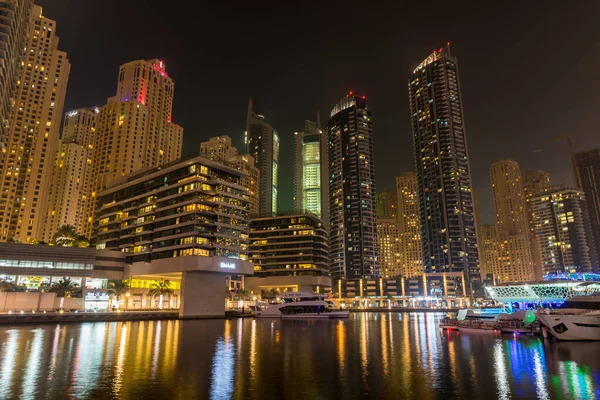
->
[458,327,498,334]
[537,313,600,340]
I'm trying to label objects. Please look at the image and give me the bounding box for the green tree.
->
[0,281,19,292]
[51,225,89,247]
[106,280,130,309]
[236,288,251,300]
[225,287,233,300]
[49,277,79,298]
[148,280,174,309]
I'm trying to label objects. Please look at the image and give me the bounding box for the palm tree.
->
[106,280,130,309]
[0,281,19,292]
[237,288,251,300]
[147,280,174,309]
[51,225,89,247]
[226,287,233,300]
[49,277,79,298]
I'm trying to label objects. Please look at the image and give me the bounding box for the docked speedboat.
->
[255,292,349,319]
[537,295,600,340]
[440,309,538,334]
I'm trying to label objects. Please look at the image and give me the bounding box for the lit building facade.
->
[522,169,552,279]
[95,153,250,263]
[0,5,70,242]
[86,59,183,238]
[293,120,328,223]
[44,108,98,241]
[489,159,535,283]
[376,191,397,219]
[522,170,552,200]
[200,135,260,217]
[249,212,328,276]
[200,135,238,162]
[572,149,600,266]
[246,98,279,215]
[409,45,479,291]
[0,0,33,160]
[376,218,401,278]
[328,93,377,279]
[396,172,423,278]
[530,186,597,274]
[478,224,503,281]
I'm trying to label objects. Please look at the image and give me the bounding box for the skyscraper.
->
[293,119,328,222]
[376,192,397,219]
[409,45,479,291]
[0,0,33,162]
[0,5,70,242]
[376,218,401,278]
[246,98,279,215]
[530,186,597,275]
[86,59,183,237]
[44,107,98,241]
[478,224,503,282]
[328,93,377,279]
[572,149,600,266]
[396,172,423,278]
[489,159,535,283]
[199,134,260,217]
[200,135,238,162]
[522,170,552,200]
[521,169,552,279]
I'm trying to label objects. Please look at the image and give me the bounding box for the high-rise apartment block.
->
[572,149,600,266]
[522,170,552,200]
[44,108,98,241]
[0,0,33,160]
[376,218,401,278]
[293,120,328,222]
[0,5,70,242]
[200,135,260,217]
[86,59,183,237]
[246,98,279,215]
[409,45,479,291]
[396,172,423,278]
[376,191,397,219]
[328,93,377,279]
[489,159,535,283]
[200,135,238,162]
[478,224,503,281]
[530,186,597,275]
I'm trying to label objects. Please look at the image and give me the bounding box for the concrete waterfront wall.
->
[0,292,57,311]
[179,272,226,319]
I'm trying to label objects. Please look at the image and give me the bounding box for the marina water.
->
[0,312,598,399]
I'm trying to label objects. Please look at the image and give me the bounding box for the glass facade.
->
[302,140,321,216]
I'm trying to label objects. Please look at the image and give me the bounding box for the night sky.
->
[36,1,600,223]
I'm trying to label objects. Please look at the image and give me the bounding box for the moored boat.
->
[255,292,349,319]
[537,295,600,340]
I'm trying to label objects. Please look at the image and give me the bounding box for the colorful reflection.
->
[0,314,598,399]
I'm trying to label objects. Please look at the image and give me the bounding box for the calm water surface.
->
[0,312,599,399]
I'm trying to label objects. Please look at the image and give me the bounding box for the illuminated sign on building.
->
[220,262,235,269]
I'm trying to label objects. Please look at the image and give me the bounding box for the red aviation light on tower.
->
[349,91,353,95]
[362,95,366,99]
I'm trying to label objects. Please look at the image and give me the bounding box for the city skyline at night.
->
[31,1,600,224]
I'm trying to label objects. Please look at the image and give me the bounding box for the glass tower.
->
[293,120,328,223]
[328,93,377,279]
[409,44,480,293]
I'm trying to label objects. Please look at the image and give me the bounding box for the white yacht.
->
[255,292,349,319]
[537,295,600,340]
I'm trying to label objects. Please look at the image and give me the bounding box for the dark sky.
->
[36,0,600,223]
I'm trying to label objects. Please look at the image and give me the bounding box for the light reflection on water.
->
[0,313,599,399]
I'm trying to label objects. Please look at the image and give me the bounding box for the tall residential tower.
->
[293,119,328,223]
[0,5,70,242]
[328,93,377,279]
[409,45,479,292]
[396,172,423,278]
[86,59,183,237]
[246,98,279,215]
[0,0,33,161]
